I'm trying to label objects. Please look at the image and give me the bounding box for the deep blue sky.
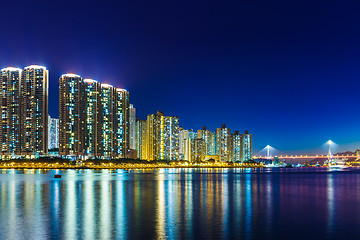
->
[1,0,360,154]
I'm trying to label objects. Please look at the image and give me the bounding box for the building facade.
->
[0,67,22,156]
[145,111,179,161]
[84,79,101,157]
[232,131,241,162]
[59,74,130,159]
[197,126,216,155]
[113,88,130,158]
[0,66,48,158]
[129,104,136,150]
[48,116,59,150]
[190,138,206,162]
[136,118,147,159]
[216,124,231,162]
[21,65,49,156]
[59,74,85,157]
[241,130,253,161]
[179,129,197,161]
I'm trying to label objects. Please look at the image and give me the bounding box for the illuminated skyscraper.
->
[59,75,130,159]
[21,65,49,156]
[98,84,115,158]
[129,104,136,150]
[191,138,206,162]
[232,131,241,162]
[84,79,101,157]
[0,67,22,156]
[179,129,196,161]
[145,111,179,161]
[179,128,187,160]
[59,74,85,157]
[48,115,59,150]
[114,88,130,158]
[136,118,147,159]
[0,66,48,158]
[241,130,253,161]
[197,126,216,155]
[216,124,231,161]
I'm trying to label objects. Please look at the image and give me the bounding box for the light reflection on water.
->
[0,168,360,239]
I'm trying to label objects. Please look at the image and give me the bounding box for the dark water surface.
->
[1,168,360,240]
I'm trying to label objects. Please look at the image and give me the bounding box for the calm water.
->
[1,168,360,240]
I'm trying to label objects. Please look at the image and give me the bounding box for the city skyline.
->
[0,64,357,156]
[0,63,253,162]
[2,1,360,154]
[1,2,360,240]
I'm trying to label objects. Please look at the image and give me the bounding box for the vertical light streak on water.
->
[0,176,6,236]
[204,169,213,231]
[234,173,242,239]
[8,173,19,240]
[222,171,229,239]
[134,175,140,236]
[51,178,61,237]
[327,173,335,238]
[166,171,176,238]
[100,171,111,240]
[155,170,166,239]
[83,172,95,240]
[265,174,273,237]
[24,174,35,238]
[185,172,193,239]
[33,176,46,239]
[245,173,252,240]
[115,176,127,239]
[65,177,76,240]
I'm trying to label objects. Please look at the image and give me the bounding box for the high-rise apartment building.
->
[0,66,48,158]
[99,84,115,158]
[59,74,85,157]
[145,111,179,161]
[179,129,196,161]
[84,79,101,157]
[129,104,136,150]
[48,115,59,150]
[114,88,130,158]
[21,65,49,156]
[232,131,241,162]
[241,130,253,161]
[0,67,22,156]
[190,138,206,162]
[59,75,129,159]
[197,126,216,155]
[136,118,147,159]
[216,124,231,161]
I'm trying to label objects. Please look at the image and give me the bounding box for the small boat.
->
[328,158,348,169]
[264,163,286,168]
[54,174,62,178]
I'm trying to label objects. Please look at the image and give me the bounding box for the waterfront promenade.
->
[0,160,263,170]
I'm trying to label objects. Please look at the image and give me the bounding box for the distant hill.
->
[334,151,354,155]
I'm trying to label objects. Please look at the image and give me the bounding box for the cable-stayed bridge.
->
[253,154,357,159]
[253,141,358,160]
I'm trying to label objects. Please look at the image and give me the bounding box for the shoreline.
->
[0,165,265,170]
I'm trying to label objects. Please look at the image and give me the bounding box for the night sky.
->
[1,0,360,154]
